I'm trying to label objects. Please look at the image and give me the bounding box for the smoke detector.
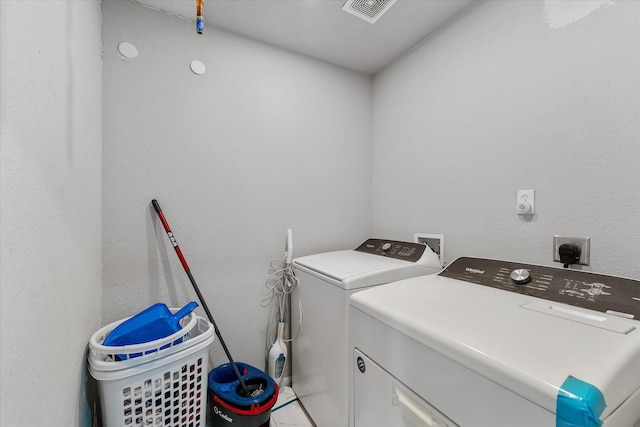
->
[342,0,398,24]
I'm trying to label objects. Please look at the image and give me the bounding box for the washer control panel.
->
[354,239,426,262]
[440,257,640,319]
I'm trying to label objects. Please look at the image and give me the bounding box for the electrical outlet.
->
[516,189,535,215]
[553,235,590,266]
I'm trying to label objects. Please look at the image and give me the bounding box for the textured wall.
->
[0,1,103,425]
[102,1,372,369]
[372,0,640,278]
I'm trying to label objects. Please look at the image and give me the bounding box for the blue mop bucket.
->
[208,362,278,427]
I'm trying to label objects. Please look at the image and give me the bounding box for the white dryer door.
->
[353,349,459,427]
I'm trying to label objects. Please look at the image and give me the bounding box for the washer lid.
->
[350,264,640,420]
[293,250,436,290]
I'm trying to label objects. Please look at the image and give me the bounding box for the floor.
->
[270,386,315,427]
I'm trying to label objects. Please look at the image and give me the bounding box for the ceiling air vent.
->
[342,0,398,24]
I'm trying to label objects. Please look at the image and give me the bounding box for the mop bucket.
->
[208,362,278,427]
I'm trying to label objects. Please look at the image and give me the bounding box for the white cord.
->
[265,256,300,348]
[266,258,297,318]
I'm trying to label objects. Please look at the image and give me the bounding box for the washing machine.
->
[349,257,640,427]
[291,238,442,427]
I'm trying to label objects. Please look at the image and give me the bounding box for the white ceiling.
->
[132,0,474,74]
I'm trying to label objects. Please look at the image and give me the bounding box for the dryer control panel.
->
[355,239,426,262]
[440,257,640,319]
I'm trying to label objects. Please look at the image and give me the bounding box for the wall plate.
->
[414,233,444,267]
[118,42,138,59]
[516,189,535,215]
[553,235,590,266]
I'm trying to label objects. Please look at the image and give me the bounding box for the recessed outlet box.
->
[414,233,444,267]
[553,235,590,266]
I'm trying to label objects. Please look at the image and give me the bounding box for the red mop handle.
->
[150,199,251,396]
[152,199,190,272]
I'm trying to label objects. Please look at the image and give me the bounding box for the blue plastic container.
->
[103,302,198,359]
[208,362,278,427]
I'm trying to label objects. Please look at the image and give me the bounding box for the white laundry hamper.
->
[88,310,214,427]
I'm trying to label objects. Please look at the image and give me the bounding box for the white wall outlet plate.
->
[516,189,535,215]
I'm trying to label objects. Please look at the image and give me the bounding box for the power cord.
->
[265,256,300,349]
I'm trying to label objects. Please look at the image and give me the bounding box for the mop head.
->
[239,381,265,398]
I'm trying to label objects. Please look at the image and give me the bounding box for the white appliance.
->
[291,239,442,427]
[350,257,640,427]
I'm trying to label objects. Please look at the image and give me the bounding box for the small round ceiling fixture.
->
[190,60,206,75]
[118,42,138,59]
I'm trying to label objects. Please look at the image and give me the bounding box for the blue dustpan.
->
[103,301,198,348]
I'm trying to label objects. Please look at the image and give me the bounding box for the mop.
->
[265,229,298,385]
[151,199,261,397]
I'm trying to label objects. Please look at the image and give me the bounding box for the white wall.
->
[2,1,636,424]
[372,0,640,278]
[101,0,372,369]
[0,1,103,426]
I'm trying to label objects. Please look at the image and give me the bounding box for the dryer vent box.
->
[414,233,444,267]
[342,0,398,24]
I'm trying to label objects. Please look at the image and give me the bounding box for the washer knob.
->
[510,269,531,285]
[381,242,392,252]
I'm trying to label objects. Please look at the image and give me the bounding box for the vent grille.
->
[342,0,398,24]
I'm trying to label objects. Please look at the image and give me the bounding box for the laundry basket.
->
[89,310,214,427]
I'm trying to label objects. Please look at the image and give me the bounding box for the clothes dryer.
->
[350,257,640,427]
[291,239,442,427]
